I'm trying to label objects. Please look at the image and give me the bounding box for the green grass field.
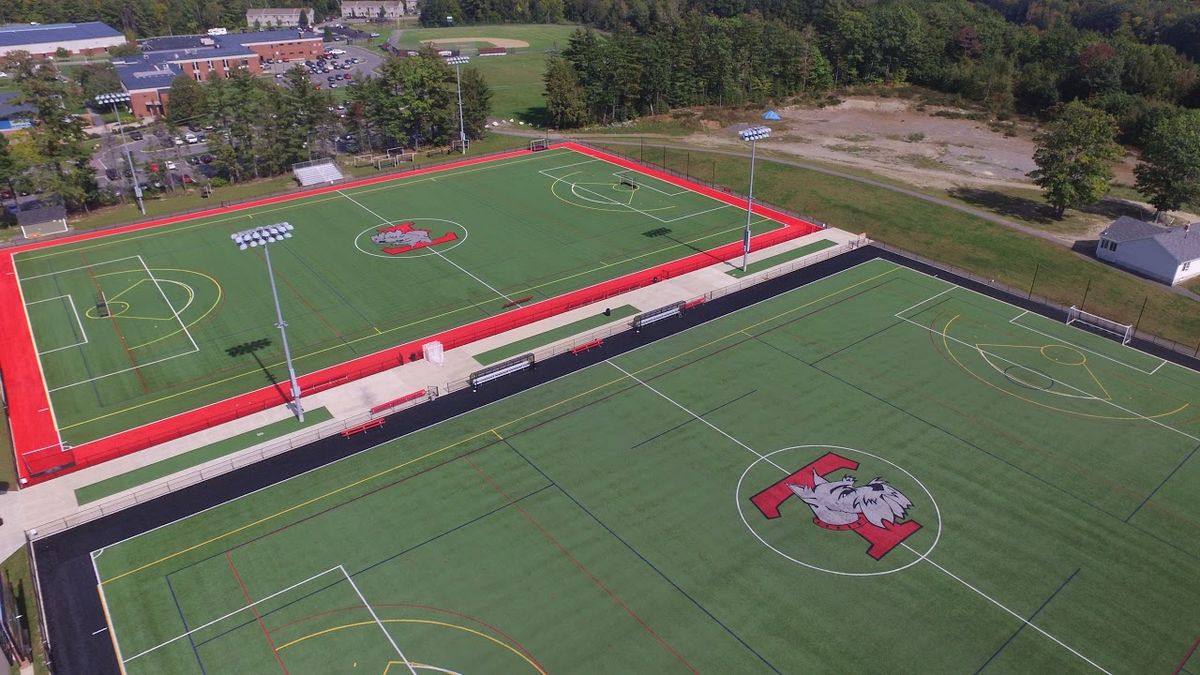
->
[388,24,583,121]
[14,147,786,446]
[93,258,1200,673]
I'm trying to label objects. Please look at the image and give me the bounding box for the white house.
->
[1096,216,1200,285]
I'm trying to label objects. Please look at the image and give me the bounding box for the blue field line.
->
[189,483,553,649]
[974,568,1081,674]
[165,575,208,675]
[498,436,782,674]
[1125,441,1200,523]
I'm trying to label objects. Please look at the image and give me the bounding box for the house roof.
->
[0,91,34,119]
[118,29,320,93]
[1101,216,1200,264]
[0,22,123,48]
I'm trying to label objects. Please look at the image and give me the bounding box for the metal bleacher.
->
[292,159,344,187]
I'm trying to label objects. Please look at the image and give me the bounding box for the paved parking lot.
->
[262,45,383,93]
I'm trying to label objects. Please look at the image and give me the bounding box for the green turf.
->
[726,239,836,278]
[74,407,333,506]
[93,258,1200,673]
[473,304,639,365]
[15,147,790,446]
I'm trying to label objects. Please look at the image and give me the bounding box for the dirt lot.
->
[676,96,1198,240]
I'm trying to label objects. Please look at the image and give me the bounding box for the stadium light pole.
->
[97,92,145,215]
[447,55,469,154]
[232,222,304,422]
[737,125,771,272]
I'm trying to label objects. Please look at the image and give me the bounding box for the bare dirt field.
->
[423,37,531,48]
[676,96,1196,241]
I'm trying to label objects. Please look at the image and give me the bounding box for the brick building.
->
[116,29,324,118]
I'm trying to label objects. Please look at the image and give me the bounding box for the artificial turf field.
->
[84,257,1200,674]
[10,145,791,454]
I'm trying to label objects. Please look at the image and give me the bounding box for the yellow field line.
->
[60,218,772,433]
[277,619,545,674]
[101,264,896,584]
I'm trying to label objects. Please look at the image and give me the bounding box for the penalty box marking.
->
[25,255,202,393]
[26,294,89,355]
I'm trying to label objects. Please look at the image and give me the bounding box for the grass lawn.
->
[1,546,48,674]
[387,24,583,122]
[74,407,334,506]
[590,141,1200,349]
[88,259,1200,673]
[727,239,837,278]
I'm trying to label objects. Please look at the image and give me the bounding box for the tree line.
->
[0,0,342,38]
[0,49,491,222]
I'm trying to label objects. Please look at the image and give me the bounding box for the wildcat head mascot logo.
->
[789,473,913,529]
[749,451,922,560]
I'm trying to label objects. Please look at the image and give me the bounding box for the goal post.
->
[1066,306,1133,345]
[529,138,550,152]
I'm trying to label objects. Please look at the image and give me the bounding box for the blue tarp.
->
[762,110,782,120]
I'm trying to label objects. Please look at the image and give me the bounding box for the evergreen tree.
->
[459,66,492,139]
[543,56,588,128]
[1028,101,1123,218]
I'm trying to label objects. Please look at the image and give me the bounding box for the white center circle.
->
[354,217,469,259]
[735,444,941,577]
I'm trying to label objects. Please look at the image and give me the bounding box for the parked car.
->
[129,130,144,141]
[184,133,198,144]
[165,160,177,170]
[105,168,119,180]
[200,154,214,163]
[173,136,184,146]
[186,156,200,165]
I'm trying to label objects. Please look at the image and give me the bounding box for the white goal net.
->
[529,138,550,152]
[1066,306,1133,344]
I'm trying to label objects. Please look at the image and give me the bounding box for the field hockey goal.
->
[530,138,550,152]
[1066,306,1133,344]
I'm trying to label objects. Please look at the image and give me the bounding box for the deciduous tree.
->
[1134,110,1200,216]
[1028,101,1123,219]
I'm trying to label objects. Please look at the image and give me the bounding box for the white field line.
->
[893,287,956,319]
[538,158,601,174]
[20,255,141,280]
[12,253,67,454]
[606,353,1110,673]
[85,258,887,560]
[897,314,1200,444]
[1010,312,1165,375]
[558,172,731,225]
[899,543,1111,674]
[338,566,417,675]
[121,566,343,664]
[91,550,129,675]
[337,190,514,303]
[611,169,689,197]
[48,346,200,393]
[605,361,788,473]
[900,266,1170,375]
[30,294,90,355]
[137,255,198,353]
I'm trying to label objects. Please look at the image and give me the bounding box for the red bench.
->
[341,418,385,438]
[684,298,706,310]
[571,338,603,354]
[502,295,534,309]
[369,389,426,415]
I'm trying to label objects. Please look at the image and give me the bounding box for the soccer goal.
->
[1066,306,1134,344]
[529,138,550,152]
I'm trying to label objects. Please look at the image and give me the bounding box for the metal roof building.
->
[1097,216,1200,285]
[0,22,126,58]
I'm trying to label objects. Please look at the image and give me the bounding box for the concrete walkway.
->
[0,227,861,558]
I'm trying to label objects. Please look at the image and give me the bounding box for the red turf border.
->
[0,142,819,485]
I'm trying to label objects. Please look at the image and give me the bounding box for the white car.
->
[173,136,184,146]
[184,133,199,144]
[328,48,346,55]
[165,160,177,170]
